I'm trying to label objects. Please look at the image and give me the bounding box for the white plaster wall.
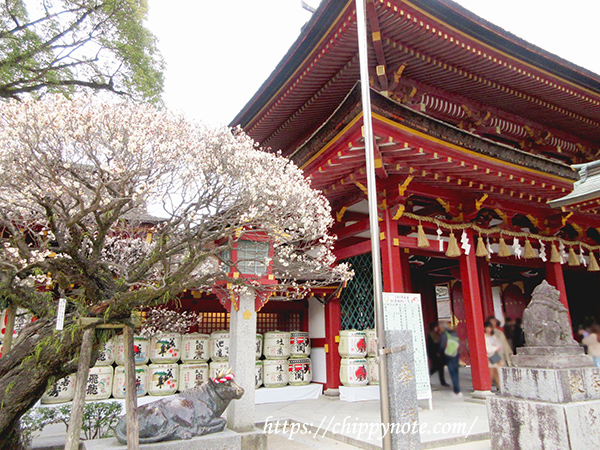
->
[308,296,326,339]
[311,347,327,383]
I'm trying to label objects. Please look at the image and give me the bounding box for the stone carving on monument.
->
[487,280,600,450]
[114,369,244,444]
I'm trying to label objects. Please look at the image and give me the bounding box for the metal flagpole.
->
[354,1,392,449]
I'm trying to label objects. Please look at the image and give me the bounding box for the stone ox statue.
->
[115,370,244,444]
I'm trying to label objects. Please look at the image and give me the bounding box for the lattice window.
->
[340,253,374,330]
[257,312,278,334]
[198,312,230,334]
[288,313,301,331]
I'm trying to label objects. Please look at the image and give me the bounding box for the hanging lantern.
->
[476,236,489,258]
[498,237,511,257]
[588,252,600,272]
[523,239,536,259]
[417,223,429,249]
[445,232,462,258]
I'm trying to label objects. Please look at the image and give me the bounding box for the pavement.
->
[33,366,492,449]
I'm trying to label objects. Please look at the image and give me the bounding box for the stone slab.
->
[501,366,600,403]
[487,395,600,450]
[511,354,595,369]
[82,429,241,450]
[516,346,586,357]
[385,329,421,450]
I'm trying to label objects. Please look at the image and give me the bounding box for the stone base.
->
[487,396,600,450]
[512,346,594,369]
[501,366,600,403]
[83,429,245,450]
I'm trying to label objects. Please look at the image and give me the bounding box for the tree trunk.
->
[0,318,87,450]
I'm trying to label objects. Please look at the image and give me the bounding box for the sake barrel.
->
[41,374,76,404]
[290,331,311,357]
[85,365,113,400]
[367,357,380,385]
[210,330,229,361]
[181,333,210,362]
[255,360,263,389]
[338,330,367,357]
[112,365,149,399]
[209,360,230,379]
[150,333,181,364]
[115,334,149,366]
[263,331,291,360]
[148,363,179,396]
[339,358,368,387]
[179,363,209,391]
[263,359,289,388]
[365,329,377,357]
[288,357,312,386]
[256,334,263,360]
[95,338,116,366]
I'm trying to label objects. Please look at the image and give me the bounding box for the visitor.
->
[503,317,515,351]
[486,316,513,366]
[426,321,449,387]
[485,320,503,390]
[439,321,461,397]
[582,324,600,367]
[512,317,525,350]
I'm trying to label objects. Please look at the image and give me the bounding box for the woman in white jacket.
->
[485,320,504,389]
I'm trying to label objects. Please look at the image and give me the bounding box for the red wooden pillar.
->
[458,229,491,392]
[545,262,572,323]
[324,296,341,390]
[477,258,495,319]
[381,208,409,292]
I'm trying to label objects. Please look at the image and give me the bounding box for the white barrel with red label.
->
[288,357,312,386]
[112,365,149,399]
[148,363,179,396]
[339,357,369,387]
[255,360,263,389]
[262,359,289,388]
[210,330,230,361]
[263,331,291,360]
[41,374,76,404]
[85,365,113,400]
[150,333,181,364]
[365,329,377,357]
[256,333,263,360]
[115,334,149,366]
[181,333,210,362]
[95,338,116,366]
[367,357,380,385]
[209,360,230,379]
[338,330,367,358]
[179,363,209,391]
[290,331,311,357]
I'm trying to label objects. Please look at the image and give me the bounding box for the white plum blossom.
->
[0,95,351,321]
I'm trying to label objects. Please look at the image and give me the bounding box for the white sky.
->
[146,0,600,127]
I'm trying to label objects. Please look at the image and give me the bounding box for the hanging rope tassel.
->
[568,247,580,266]
[550,243,561,263]
[446,232,462,257]
[476,236,489,258]
[417,223,429,248]
[498,237,511,257]
[523,239,536,259]
[588,252,600,272]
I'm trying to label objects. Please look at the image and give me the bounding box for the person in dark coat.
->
[426,321,449,387]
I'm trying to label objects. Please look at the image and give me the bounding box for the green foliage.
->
[19,407,59,449]
[54,401,123,440]
[0,0,164,102]
[19,401,123,447]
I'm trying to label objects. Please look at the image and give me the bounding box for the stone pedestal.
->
[226,289,260,433]
[487,280,600,450]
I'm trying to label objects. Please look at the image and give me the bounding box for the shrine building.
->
[202,0,600,393]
